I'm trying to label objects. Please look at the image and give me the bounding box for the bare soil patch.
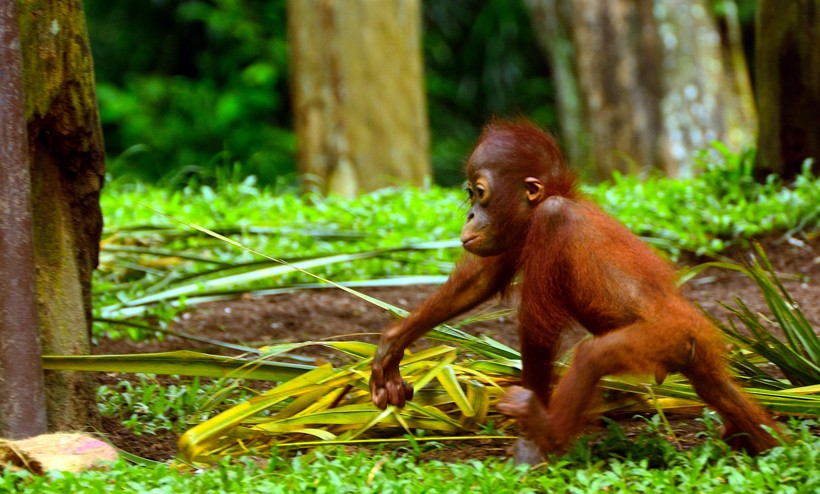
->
[93,236,820,461]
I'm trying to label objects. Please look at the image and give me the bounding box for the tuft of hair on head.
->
[473,117,577,198]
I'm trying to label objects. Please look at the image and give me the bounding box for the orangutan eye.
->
[466,186,474,201]
[476,185,486,200]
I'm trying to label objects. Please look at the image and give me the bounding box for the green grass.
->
[591,157,820,256]
[4,420,819,493]
[96,375,250,436]
[95,154,819,333]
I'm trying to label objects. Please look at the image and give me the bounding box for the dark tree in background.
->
[755,0,820,178]
[15,0,105,431]
[422,0,557,184]
[525,0,756,179]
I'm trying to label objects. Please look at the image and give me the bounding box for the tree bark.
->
[288,0,430,196]
[16,0,105,431]
[526,0,756,178]
[0,0,49,440]
[755,0,820,177]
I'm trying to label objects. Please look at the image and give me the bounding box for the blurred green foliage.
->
[85,0,554,186]
[87,0,293,185]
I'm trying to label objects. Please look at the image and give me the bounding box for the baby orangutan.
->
[370,119,780,462]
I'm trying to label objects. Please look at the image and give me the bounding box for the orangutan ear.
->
[524,177,545,204]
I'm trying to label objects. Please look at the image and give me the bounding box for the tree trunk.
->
[755,0,820,178]
[288,0,430,196]
[16,0,106,431]
[526,0,756,178]
[0,0,48,440]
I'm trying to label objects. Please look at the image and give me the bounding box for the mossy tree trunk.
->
[16,0,105,431]
[525,0,755,179]
[288,0,430,196]
[755,0,820,178]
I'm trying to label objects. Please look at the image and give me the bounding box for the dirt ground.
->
[94,235,820,461]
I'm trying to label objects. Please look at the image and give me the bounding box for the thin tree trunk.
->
[0,0,48,440]
[288,0,430,196]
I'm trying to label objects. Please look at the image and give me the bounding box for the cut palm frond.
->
[701,243,820,386]
[103,225,369,242]
[99,236,458,318]
[173,339,820,462]
[99,275,447,319]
